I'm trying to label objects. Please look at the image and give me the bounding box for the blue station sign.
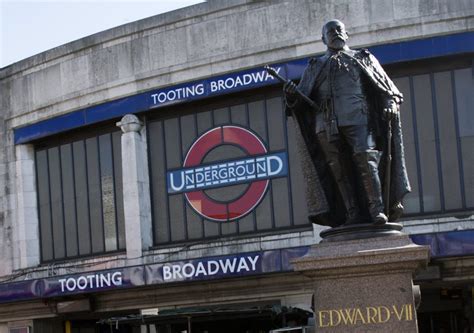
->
[0,246,310,303]
[1,228,474,303]
[149,66,284,108]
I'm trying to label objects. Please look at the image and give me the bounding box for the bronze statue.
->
[282,20,410,228]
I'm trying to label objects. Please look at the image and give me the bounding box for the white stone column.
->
[15,144,40,268]
[117,114,153,259]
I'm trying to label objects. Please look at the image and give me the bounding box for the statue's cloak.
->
[286,49,411,227]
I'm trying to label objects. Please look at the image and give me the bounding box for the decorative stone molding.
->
[116,114,143,133]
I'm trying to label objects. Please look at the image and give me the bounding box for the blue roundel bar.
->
[167,152,288,194]
[13,32,474,144]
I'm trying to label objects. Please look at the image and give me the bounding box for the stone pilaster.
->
[15,144,40,268]
[117,114,152,259]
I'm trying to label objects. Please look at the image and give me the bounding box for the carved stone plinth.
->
[292,234,429,333]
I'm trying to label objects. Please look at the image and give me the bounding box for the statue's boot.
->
[353,151,388,225]
[327,156,361,225]
[390,202,404,221]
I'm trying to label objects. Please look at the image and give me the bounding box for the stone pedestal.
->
[292,234,430,333]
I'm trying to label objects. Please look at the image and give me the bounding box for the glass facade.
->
[393,64,474,216]
[35,130,125,262]
[34,59,474,253]
[147,91,311,245]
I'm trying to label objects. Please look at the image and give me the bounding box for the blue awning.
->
[411,229,474,258]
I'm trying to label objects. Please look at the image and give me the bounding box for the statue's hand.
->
[284,81,298,97]
[383,99,399,120]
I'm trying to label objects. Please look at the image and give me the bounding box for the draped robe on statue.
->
[286,49,411,227]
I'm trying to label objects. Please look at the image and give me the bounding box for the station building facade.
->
[0,0,473,332]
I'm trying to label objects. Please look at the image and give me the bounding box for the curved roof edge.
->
[0,0,245,77]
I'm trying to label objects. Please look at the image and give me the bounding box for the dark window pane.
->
[36,150,54,261]
[164,118,187,242]
[48,147,66,259]
[197,110,213,135]
[73,141,92,256]
[213,107,229,125]
[36,129,123,262]
[99,134,117,251]
[164,118,182,169]
[60,143,78,257]
[434,71,463,210]
[148,121,171,244]
[248,100,267,142]
[455,68,474,137]
[454,68,474,208]
[272,178,291,228]
[86,137,105,253]
[112,131,126,250]
[413,74,441,212]
[168,195,186,242]
[396,77,421,214]
[286,116,309,225]
[267,97,286,151]
[268,97,292,228]
[254,192,272,230]
[460,137,474,207]
[186,204,203,240]
[230,103,248,126]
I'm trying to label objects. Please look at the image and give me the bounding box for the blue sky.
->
[0,0,205,68]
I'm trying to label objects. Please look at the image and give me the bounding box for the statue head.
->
[322,19,349,50]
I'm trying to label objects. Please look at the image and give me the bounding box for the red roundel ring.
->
[183,126,268,222]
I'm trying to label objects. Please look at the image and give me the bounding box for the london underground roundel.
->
[167,126,288,222]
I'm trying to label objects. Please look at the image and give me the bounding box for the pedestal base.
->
[292,234,430,332]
